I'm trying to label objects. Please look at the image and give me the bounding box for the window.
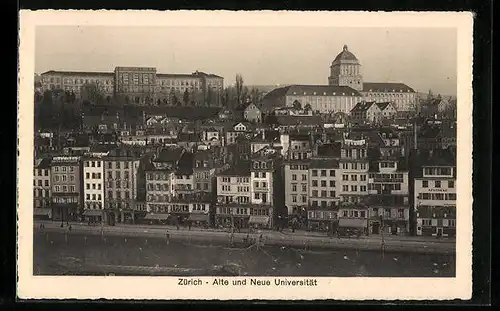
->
[62,175,67,182]
[448,181,455,188]
[62,167,67,172]
[86,183,90,190]
[351,175,357,181]
[312,170,318,177]
[44,180,49,187]
[292,174,297,181]
[360,175,366,181]
[360,185,367,192]
[55,186,60,192]
[422,180,428,188]
[321,180,327,187]
[86,194,90,200]
[360,211,366,218]
[108,162,112,169]
[292,184,297,192]
[329,170,335,177]
[321,170,327,177]
[342,175,349,181]
[98,194,102,200]
[351,185,357,192]
[435,181,441,188]
[254,193,260,199]
[292,195,297,203]
[86,172,90,179]
[62,186,68,192]
[302,174,307,181]
[98,184,101,190]
[312,180,318,187]
[116,162,121,169]
[321,190,327,197]
[342,185,349,191]
[97,162,101,167]
[312,190,318,197]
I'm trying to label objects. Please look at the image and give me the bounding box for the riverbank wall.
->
[35,224,455,256]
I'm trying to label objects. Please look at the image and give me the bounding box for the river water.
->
[33,232,455,277]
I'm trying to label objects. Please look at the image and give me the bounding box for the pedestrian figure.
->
[188,222,192,231]
[60,222,64,228]
[176,224,180,230]
[68,225,72,233]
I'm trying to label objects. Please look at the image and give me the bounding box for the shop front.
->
[83,209,103,224]
[143,212,171,225]
[338,218,368,236]
[51,203,78,222]
[248,215,270,229]
[34,208,52,220]
[188,213,210,228]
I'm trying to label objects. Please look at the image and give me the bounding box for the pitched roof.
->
[218,162,251,176]
[154,146,184,163]
[362,82,415,93]
[285,85,362,97]
[375,102,393,110]
[350,101,376,113]
[34,157,52,169]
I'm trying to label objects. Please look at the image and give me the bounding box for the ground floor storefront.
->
[417,224,456,237]
[101,209,142,225]
[368,219,409,236]
[51,204,79,222]
[33,208,52,220]
[307,220,339,234]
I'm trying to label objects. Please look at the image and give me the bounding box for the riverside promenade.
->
[34,220,455,255]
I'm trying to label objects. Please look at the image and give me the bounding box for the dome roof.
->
[333,45,358,63]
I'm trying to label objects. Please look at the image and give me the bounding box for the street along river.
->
[34,232,455,277]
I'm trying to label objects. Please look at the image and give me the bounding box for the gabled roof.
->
[350,101,376,113]
[362,82,415,93]
[34,157,52,169]
[375,102,394,111]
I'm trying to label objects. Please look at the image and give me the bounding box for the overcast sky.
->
[35,26,457,95]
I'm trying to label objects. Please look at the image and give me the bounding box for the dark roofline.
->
[41,70,114,76]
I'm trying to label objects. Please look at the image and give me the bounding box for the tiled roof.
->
[154,146,184,163]
[275,115,323,126]
[317,142,342,157]
[286,85,362,97]
[350,101,375,112]
[41,70,114,77]
[34,157,52,169]
[375,102,392,111]
[309,158,340,169]
[362,82,415,93]
[218,162,251,176]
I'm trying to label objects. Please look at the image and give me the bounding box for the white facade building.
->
[83,156,105,211]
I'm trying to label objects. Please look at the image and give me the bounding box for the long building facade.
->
[40,67,224,107]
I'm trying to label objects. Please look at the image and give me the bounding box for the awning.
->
[83,210,103,217]
[339,218,367,228]
[144,213,170,220]
[188,213,209,222]
[34,208,52,217]
[249,216,270,225]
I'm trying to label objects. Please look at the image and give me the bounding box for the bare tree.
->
[235,74,244,105]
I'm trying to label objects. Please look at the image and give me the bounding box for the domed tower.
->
[328,45,363,91]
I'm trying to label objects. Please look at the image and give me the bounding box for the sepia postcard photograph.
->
[17,10,473,300]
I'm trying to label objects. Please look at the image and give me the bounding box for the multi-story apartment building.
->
[338,138,369,203]
[367,157,410,235]
[250,148,284,229]
[335,138,370,234]
[50,156,83,221]
[215,162,252,229]
[283,160,309,220]
[287,134,313,160]
[103,148,143,224]
[307,158,339,232]
[82,155,106,222]
[33,158,52,219]
[414,154,456,237]
[145,165,175,223]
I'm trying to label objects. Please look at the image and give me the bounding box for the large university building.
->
[261,45,417,113]
[328,45,417,112]
[40,67,224,106]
